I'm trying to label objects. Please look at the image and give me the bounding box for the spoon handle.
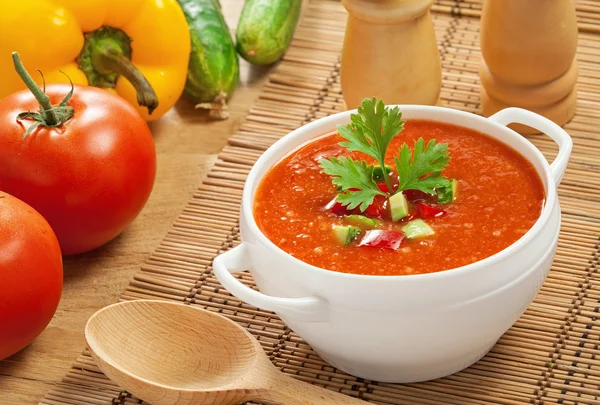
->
[265,373,367,404]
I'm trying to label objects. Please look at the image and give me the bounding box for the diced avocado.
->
[345,214,381,229]
[401,219,435,239]
[333,225,361,245]
[437,179,458,204]
[372,165,393,181]
[389,192,409,221]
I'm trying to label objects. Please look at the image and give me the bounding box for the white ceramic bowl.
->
[214,106,572,383]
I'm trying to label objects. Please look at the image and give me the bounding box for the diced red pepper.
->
[348,187,361,192]
[417,202,446,219]
[325,198,351,216]
[377,183,399,193]
[359,230,405,251]
[405,211,419,221]
[377,183,389,193]
[365,195,387,219]
[403,189,430,202]
[365,203,382,218]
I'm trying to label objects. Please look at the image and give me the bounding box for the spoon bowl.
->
[85,300,365,405]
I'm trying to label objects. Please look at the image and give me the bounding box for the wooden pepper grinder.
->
[480,0,578,134]
[340,0,442,109]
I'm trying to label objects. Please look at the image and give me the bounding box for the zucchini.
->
[236,0,302,65]
[177,0,240,119]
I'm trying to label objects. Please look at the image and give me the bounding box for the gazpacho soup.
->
[254,98,545,276]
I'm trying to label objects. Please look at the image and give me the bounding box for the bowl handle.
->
[213,243,329,322]
[488,107,573,186]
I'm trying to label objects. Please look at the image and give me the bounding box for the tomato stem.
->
[11,52,75,138]
[12,53,58,126]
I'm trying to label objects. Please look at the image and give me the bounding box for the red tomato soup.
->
[253,120,545,276]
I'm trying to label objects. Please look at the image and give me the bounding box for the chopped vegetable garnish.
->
[365,195,386,218]
[333,225,361,245]
[389,192,409,222]
[438,178,458,204]
[417,202,446,219]
[405,211,420,221]
[325,197,352,216]
[402,219,435,239]
[345,214,381,229]
[403,189,430,202]
[319,97,451,214]
[377,183,390,193]
[359,230,405,250]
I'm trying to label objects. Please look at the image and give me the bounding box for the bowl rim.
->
[241,105,557,282]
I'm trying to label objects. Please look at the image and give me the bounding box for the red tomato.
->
[0,84,156,255]
[365,194,387,219]
[417,202,446,218]
[0,191,63,360]
[377,183,398,193]
[325,198,352,216]
[405,211,420,221]
[358,230,405,251]
[403,189,431,201]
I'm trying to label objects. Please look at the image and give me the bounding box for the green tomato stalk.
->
[11,52,74,138]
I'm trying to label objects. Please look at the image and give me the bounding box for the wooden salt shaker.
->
[480,0,578,134]
[340,0,442,109]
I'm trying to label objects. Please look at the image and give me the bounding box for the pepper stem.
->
[12,53,58,126]
[92,47,159,115]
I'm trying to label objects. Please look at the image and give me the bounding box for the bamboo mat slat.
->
[432,0,600,34]
[41,1,600,405]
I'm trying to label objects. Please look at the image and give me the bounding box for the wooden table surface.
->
[0,2,269,403]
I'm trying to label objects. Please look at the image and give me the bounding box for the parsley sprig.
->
[395,138,451,194]
[320,157,386,211]
[319,97,451,212]
[336,99,404,192]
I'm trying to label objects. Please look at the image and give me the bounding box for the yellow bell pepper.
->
[0,0,190,121]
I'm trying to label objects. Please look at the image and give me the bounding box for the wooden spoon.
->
[85,300,366,405]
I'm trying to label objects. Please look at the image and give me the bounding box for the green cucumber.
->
[373,165,393,181]
[333,225,361,245]
[177,0,240,119]
[236,0,302,65]
[402,219,435,239]
[438,179,458,204]
[389,192,409,221]
[345,215,381,229]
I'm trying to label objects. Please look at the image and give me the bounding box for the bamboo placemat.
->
[41,1,600,404]
[432,0,600,34]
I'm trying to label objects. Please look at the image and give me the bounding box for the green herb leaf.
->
[320,98,452,212]
[394,138,451,195]
[319,157,386,211]
[336,97,404,191]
